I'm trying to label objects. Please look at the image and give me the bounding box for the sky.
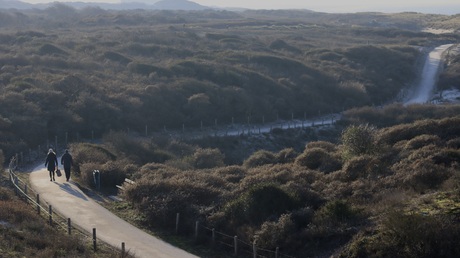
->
[19,0,460,14]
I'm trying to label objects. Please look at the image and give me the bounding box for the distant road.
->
[404,44,454,104]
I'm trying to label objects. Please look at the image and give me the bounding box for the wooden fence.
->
[175,212,296,258]
[6,156,130,257]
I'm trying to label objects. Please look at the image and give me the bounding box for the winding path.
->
[29,165,198,258]
[27,44,455,258]
[404,44,453,104]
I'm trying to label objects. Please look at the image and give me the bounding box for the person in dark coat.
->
[61,149,73,182]
[45,148,58,181]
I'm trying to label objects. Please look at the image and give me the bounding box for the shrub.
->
[342,155,382,181]
[99,160,128,187]
[306,141,337,152]
[295,147,341,173]
[447,137,460,149]
[432,149,460,166]
[123,178,220,230]
[378,117,460,146]
[191,148,225,169]
[70,142,116,173]
[243,150,277,168]
[405,134,442,150]
[222,184,301,227]
[212,165,246,184]
[341,124,377,160]
[403,161,453,192]
[255,214,296,250]
[313,199,359,225]
[102,131,158,164]
[276,148,298,164]
[345,211,460,258]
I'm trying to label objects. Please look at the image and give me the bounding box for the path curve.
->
[404,44,453,104]
[29,165,198,258]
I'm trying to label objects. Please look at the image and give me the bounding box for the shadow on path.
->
[57,182,88,201]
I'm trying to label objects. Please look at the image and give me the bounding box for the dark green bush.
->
[341,124,377,160]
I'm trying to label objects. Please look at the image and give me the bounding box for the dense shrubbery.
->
[105,113,459,257]
[2,7,453,158]
[1,7,460,257]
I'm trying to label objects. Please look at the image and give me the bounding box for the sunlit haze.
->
[17,0,460,14]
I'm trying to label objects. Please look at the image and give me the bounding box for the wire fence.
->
[3,113,332,257]
[175,213,296,258]
[6,156,129,257]
[7,153,297,257]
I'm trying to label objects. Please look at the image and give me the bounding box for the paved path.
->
[405,44,453,104]
[29,165,199,258]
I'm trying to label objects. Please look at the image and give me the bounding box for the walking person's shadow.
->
[58,182,88,201]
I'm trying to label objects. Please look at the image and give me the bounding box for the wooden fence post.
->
[49,205,53,225]
[68,218,72,235]
[24,184,28,196]
[195,221,199,241]
[212,228,215,247]
[121,242,125,257]
[14,176,18,196]
[253,240,257,258]
[93,228,97,251]
[37,194,40,214]
[234,236,238,256]
[175,213,180,234]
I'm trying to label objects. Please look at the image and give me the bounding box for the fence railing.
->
[175,213,296,258]
[4,113,331,257]
[6,156,130,257]
[8,154,297,257]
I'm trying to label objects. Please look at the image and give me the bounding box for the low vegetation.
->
[61,105,459,257]
[1,5,460,258]
[0,175,126,257]
[1,6,459,161]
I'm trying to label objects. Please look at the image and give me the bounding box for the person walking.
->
[61,149,73,182]
[45,148,58,181]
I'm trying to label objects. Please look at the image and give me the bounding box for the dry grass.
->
[0,177,129,258]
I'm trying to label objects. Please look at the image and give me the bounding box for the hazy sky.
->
[20,0,460,14]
